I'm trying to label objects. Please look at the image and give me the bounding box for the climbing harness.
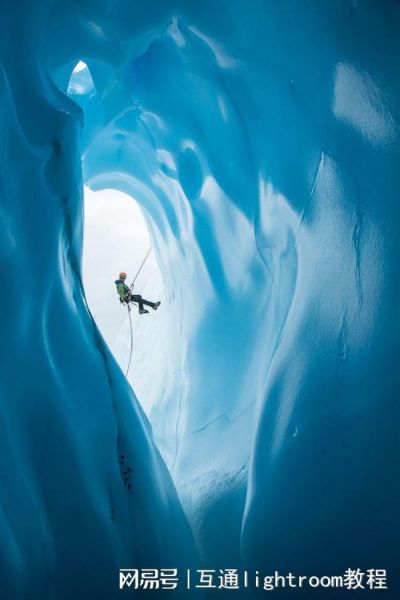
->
[124,246,153,377]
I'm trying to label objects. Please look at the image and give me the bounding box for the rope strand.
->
[124,246,152,377]
[125,304,133,377]
[129,247,152,290]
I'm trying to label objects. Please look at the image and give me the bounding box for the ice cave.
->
[0,0,399,598]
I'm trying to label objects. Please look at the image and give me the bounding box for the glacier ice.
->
[1,0,400,597]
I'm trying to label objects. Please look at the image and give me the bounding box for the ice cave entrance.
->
[82,186,164,382]
[69,60,167,421]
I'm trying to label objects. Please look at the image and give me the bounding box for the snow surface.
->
[0,0,399,598]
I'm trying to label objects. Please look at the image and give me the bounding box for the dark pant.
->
[130,294,155,311]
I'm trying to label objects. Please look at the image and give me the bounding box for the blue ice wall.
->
[0,2,200,599]
[1,0,400,597]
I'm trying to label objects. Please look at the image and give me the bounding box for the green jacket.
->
[115,279,130,301]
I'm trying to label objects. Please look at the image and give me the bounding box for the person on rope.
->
[115,272,161,314]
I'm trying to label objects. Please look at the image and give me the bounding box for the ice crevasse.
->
[0,0,399,598]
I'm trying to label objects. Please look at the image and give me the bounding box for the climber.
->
[115,272,161,315]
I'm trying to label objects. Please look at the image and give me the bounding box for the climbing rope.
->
[125,304,133,377]
[124,246,152,377]
[129,247,152,291]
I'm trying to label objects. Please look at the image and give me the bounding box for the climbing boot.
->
[153,301,161,310]
[139,309,149,315]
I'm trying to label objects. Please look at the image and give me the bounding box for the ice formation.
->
[1,0,399,597]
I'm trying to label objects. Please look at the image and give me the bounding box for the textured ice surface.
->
[1,0,400,597]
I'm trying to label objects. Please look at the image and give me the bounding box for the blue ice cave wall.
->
[0,0,399,597]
